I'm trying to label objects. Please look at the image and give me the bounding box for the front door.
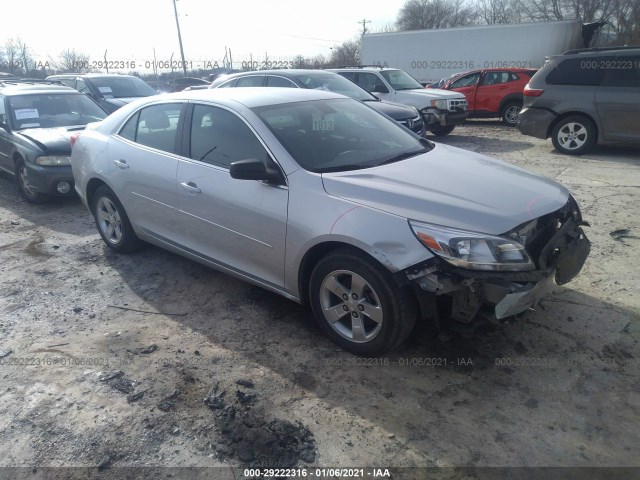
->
[176,103,288,288]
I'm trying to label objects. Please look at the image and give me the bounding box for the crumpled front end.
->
[404,196,590,325]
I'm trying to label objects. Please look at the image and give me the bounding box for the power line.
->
[358,18,371,35]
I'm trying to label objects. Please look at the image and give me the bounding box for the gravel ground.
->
[0,120,638,478]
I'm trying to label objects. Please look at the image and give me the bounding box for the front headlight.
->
[430,99,448,110]
[36,156,71,166]
[409,220,534,271]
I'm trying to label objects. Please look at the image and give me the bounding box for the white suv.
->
[329,67,468,136]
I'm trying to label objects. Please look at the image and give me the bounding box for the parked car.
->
[46,74,157,114]
[426,68,537,125]
[71,88,590,355]
[328,66,468,136]
[518,46,640,155]
[0,81,107,202]
[210,70,425,135]
[160,77,210,93]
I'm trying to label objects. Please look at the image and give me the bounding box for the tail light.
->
[523,85,544,97]
[70,133,80,148]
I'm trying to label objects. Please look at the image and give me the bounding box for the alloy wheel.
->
[96,196,123,245]
[319,270,383,343]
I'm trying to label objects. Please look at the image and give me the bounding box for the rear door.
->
[595,55,640,143]
[475,71,513,114]
[107,102,185,241]
[176,102,288,287]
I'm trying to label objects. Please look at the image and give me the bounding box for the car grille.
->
[399,115,424,133]
[448,99,468,112]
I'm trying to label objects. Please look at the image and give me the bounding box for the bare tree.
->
[3,38,21,74]
[51,49,91,73]
[477,0,520,23]
[396,0,477,30]
[329,39,361,67]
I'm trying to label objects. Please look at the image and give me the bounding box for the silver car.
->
[71,88,590,356]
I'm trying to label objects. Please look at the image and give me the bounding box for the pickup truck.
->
[330,67,468,136]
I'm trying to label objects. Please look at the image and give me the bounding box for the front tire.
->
[551,115,596,155]
[91,185,141,253]
[15,159,49,204]
[429,125,455,136]
[309,249,416,356]
[501,101,522,126]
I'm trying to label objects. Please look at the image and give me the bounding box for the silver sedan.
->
[71,88,590,355]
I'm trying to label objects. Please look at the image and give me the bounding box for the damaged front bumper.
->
[404,215,590,323]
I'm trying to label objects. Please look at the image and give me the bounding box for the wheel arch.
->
[546,111,599,141]
[499,94,523,114]
[297,241,410,306]
[85,177,110,210]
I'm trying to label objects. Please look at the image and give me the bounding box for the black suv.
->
[0,81,107,203]
[518,46,640,155]
[46,74,157,114]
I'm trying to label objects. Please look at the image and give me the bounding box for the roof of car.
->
[161,86,345,108]
[562,45,640,55]
[218,69,342,80]
[329,66,400,72]
[46,73,141,79]
[0,82,79,95]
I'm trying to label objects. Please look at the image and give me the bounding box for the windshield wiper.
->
[376,148,428,166]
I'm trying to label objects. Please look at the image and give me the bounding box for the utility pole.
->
[358,18,371,35]
[172,0,188,75]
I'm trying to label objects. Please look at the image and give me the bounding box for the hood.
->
[17,127,84,155]
[103,97,140,108]
[398,88,465,100]
[365,100,418,120]
[321,143,570,235]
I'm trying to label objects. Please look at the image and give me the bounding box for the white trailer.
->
[361,20,586,84]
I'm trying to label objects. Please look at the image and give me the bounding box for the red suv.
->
[427,68,537,125]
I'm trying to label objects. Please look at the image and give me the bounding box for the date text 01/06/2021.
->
[325,357,473,367]
[243,467,392,478]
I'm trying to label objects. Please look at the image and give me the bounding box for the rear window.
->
[546,58,605,86]
[89,76,156,98]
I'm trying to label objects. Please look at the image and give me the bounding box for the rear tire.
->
[91,185,141,253]
[15,159,49,204]
[551,115,596,155]
[309,248,416,356]
[501,101,522,126]
[429,125,455,136]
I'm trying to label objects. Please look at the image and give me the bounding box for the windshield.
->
[380,70,424,91]
[8,93,107,130]
[89,76,156,98]
[292,73,375,102]
[253,98,431,173]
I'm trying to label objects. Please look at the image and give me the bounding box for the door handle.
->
[181,181,201,194]
[113,159,129,169]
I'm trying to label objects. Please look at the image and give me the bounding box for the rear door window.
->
[546,58,605,86]
[600,56,640,87]
[236,76,265,87]
[118,103,183,154]
[266,76,296,88]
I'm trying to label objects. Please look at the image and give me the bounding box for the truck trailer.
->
[361,20,597,84]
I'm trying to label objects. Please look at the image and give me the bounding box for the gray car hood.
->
[321,143,570,235]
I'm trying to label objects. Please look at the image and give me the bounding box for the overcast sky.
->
[4,0,406,69]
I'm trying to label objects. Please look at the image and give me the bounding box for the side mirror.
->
[371,83,389,94]
[229,158,282,184]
